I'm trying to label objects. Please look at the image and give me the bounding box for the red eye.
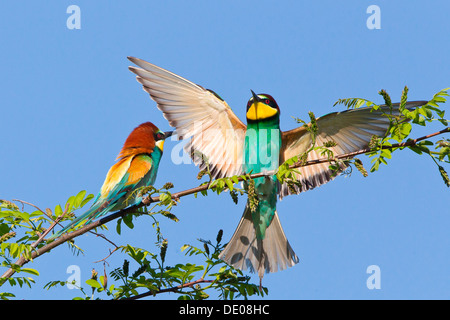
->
[265,99,270,105]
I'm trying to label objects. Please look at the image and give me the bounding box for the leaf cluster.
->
[44,230,265,300]
[0,190,94,298]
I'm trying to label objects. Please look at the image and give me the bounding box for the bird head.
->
[117,122,173,159]
[154,129,173,152]
[246,90,280,121]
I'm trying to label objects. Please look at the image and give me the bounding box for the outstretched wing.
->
[279,101,427,198]
[128,57,246,179]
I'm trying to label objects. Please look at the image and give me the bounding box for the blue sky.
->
[1,1,449,300]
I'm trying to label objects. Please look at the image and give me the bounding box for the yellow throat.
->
[155,139,165,151]
[246,101,278,121]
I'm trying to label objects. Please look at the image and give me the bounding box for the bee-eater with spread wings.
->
[128,57,426,280]
[50,122,172,239]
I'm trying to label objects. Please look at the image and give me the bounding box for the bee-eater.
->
[128,57,426,279]
[50,122,172,239]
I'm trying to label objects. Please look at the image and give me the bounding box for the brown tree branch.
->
[1,127,448,285]
[0,203,71,281]
[121,278,215,300]
[288,126,450,169]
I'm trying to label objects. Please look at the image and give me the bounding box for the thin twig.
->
[92,234,120,263]
[12,199,47,216]
[93,247,120,264]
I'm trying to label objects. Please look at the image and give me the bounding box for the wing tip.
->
[127,56,140,64]
[128,65,140,74]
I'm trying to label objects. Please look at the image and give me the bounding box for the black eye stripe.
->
[247,96,277,109]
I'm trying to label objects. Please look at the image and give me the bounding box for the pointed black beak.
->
[251,90,261,102]
[164,131,174,139]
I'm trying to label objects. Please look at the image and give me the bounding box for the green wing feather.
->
[49,154,157,239]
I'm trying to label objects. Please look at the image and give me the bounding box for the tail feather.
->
[219,205,299,278]
[47,201,114,240]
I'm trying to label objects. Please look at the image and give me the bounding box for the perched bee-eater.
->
[128,57,426,279]
[50,122,172,239]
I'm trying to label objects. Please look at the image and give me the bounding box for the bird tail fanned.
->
[219,205,299,279]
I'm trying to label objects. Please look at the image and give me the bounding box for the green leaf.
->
[20,268,39,276]
[159,193,171,206]
[409,146,424,155]
[54,204,63,217]
[225,179,234,191]
[418,140,434,146]
[116,219,122,235]
[381,149,392,159]
[74,190,87,208]
[13,211,30,222]
[9,243,19,258]
[66,196,75,212]
[85,279,101,289]
[122,214,134,229]
[80,194,94,208]
[333,97,376,110]
[402,122,412,133]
